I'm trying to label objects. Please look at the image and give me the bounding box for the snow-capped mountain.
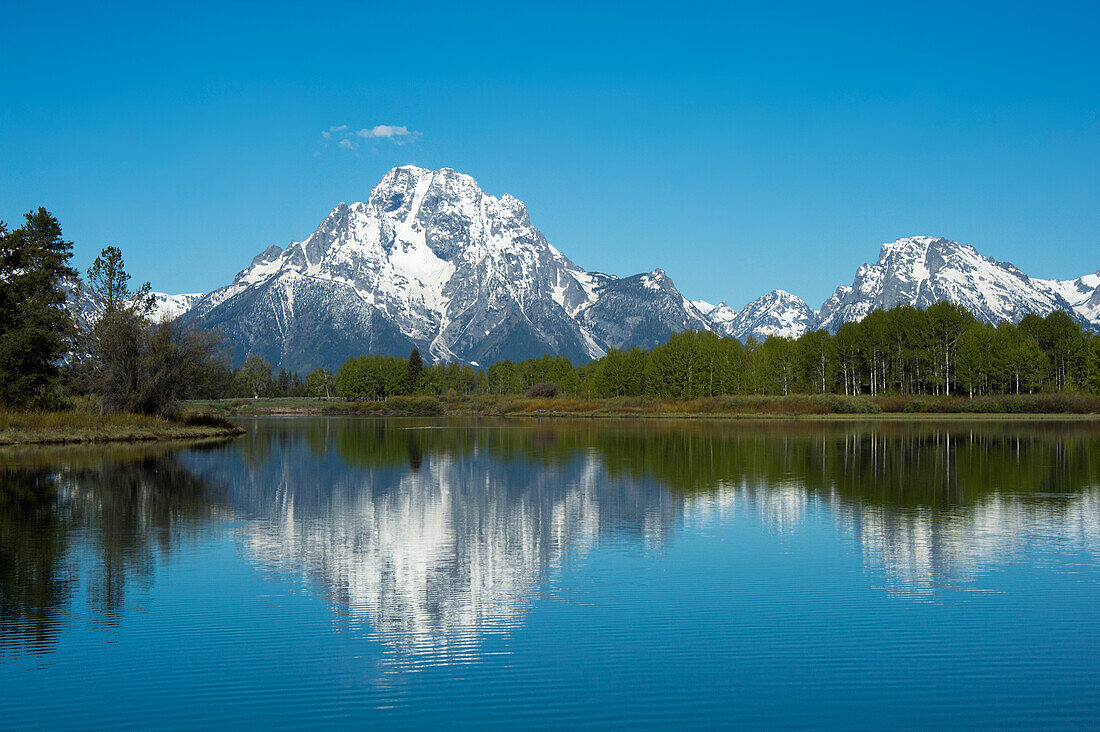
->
[1034,271,1100,326]
[152,292,203,321]
[185,166,707,371]
[62,177,1098,365]
[814,236,1098,332]
[61,279,104,332]
[64,281,203,326]
[697,290,815,341]
[579,268,710,351]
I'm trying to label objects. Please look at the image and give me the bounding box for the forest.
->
[319,301,1100,403]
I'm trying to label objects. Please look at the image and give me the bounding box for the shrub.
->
[874,396,912,413]
[526,381,560,398]
[177,412,239,429]
[903,398,930,413]
[604,395,661,412]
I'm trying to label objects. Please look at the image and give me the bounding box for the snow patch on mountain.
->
[1033,271,1100,325]
[151,292,203,321]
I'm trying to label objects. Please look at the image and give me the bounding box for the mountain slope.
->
[152,292,203,321]
[580,269,711,351]
[185,166,706,371]
[1034,271,1100,326]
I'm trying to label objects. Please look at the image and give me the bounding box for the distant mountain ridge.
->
[695,290,815,342]
[695,236,1099,340]
[812,236,1098,333]
[67,168,1098,369]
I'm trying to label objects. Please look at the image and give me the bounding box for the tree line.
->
[327,302,1100,401]
[580,303,1100,399]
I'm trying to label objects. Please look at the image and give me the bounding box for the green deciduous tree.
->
[239,355,274,399]
[307,367,335,398]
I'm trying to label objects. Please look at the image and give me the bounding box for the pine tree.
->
[407,348,423,391]
[0,208,78,406]
[86,245,154,316]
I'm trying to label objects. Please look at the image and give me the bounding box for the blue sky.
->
[1,0,1097,308]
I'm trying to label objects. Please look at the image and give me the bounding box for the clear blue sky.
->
[2,0,1097,308]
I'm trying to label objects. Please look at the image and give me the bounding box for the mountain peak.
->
[181,165,707,370]
[699,289,813,341]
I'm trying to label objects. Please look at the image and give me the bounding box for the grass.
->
[181,392,1100,419]
[0,408,244,446]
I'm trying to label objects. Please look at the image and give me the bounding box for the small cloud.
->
[357,124,415,140]
[319,123,420,152]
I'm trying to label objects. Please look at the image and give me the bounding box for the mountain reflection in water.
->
[3,419,1100,664]
[200,419,1100,661]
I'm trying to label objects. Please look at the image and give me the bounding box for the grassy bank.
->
[0,409,245,446]
[184,392,1100,419]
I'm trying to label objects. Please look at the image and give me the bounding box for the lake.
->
[3,417,1100,728]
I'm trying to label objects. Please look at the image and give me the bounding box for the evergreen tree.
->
[0,209,78,406]
[407,348,423,390]
[86,246,154,316]
[85,245,164,412]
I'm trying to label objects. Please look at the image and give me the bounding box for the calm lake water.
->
[3,417,1100,728]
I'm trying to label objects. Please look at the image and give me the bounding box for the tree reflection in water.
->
[0,447,224,656]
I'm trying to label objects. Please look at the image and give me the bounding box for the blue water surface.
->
[2,418,1099,729]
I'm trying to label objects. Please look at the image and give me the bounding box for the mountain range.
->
[71,166,1099,371]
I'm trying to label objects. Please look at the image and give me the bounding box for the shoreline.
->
[187,396,1100,422]
[0,411,245,447]
[4,395,1095,449]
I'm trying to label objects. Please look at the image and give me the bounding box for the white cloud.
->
[321,124,348,141]
[319,123,421,152]
[356,125,415,140]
